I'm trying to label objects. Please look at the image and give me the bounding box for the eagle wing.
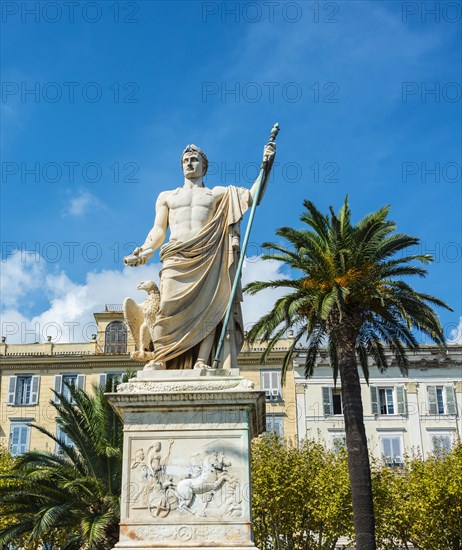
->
[123,297,144,350]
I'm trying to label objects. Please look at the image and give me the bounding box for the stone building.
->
[294,345,462,461]
[0,306,460,459]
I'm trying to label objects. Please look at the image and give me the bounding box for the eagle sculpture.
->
[123,280,160,362]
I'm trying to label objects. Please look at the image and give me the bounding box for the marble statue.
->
[124,142,276,370]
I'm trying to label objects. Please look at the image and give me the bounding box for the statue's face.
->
[182,152,203,178]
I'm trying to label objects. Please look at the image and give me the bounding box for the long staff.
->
[212,123,280,369]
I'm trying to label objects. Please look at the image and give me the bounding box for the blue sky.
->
[1,0,461,344]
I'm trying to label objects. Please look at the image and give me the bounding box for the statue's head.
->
[181,144,208,177]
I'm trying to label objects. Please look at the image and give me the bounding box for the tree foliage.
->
[245,197,450,382]
[251,434,354,549]
[0,379,124,549]
[373,443,462,550]
[252,435,462,550]
[0,446,15,533]
[245,197,451,549]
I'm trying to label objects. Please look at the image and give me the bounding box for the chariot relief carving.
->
[128,441,243,519]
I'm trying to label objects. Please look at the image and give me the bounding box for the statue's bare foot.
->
[132,351,156,362]
[131,350,146,362]
[194,360,213,370]
[144,360,166,371]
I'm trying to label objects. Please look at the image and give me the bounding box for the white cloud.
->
[448,316,462,345]
[241,255,290,330]
[1,252,291,344]
[63,190,104,217]
[0,251,45,308]
[1,252,160,343]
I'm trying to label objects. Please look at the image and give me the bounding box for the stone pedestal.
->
[107,369,265,550]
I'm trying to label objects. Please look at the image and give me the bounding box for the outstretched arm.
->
[124,193,169,266]
[249,142,276,204]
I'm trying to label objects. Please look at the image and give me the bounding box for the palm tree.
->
[245,197,451,549]
[0,377,126,549]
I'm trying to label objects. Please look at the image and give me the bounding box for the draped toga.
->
[153,186,251,369]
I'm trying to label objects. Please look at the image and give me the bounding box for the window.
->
[322,387,343,416]
[10,424,30,456]
[53,374,85,403]
[105,321,127,353]
[261,370,282,401]
[380,388,395,414]
[427,385,457,415]
[56,426,74,455]
[7,375,40,406]
[62,374,77,401]
[16,376,32,405]
[429,432,453,455]
[266,415,284,437]
[371,386,407,415]
[99,372,123,392]
[380,435,403,467]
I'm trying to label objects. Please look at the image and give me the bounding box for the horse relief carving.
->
[129,442,243,519]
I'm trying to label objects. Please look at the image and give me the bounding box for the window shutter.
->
[397,385,408,415]
[322,387,332,416]
[260,372,271,398]
[382,437,392,458]
[271,371,280,398]
[370,386,379,414]
[55,427,62,454]
[53,375,63,403]
[445,384,457,415]
[77,374,85,391]
[98,373,107,388]
[428,385,437,414]
[8,376,17,405]
[10,425,19,455]
[10,425,29,456]
[30,376,40,405]
[20,426,30,454]
[392,438,402,459]
[56,426,69,454]
[275,417,283,437]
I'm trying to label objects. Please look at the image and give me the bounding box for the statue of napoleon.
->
[124,140,276,370]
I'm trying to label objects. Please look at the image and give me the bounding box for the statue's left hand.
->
[263,142,276,162]
[124,247,152,266]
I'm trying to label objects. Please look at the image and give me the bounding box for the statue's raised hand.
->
[263,142,276,164]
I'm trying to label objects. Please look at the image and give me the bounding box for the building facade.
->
[1,306,460,460]
[294,346,462,461]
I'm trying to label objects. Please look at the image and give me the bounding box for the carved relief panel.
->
[125,434,246,522]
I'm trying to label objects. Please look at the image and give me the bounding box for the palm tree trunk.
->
[337,333,376,550]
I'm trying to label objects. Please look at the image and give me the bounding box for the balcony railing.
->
[105,304,123,311]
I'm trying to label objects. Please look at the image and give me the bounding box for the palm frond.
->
[243,198,451,394]
[301,200,330,241]
[356,344,370,384]
[0,381,122,546]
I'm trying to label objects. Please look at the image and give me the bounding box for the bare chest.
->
[167,187,216,211]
